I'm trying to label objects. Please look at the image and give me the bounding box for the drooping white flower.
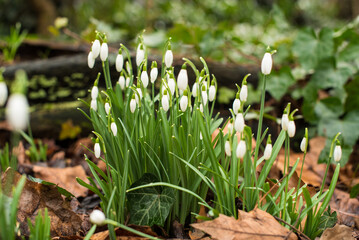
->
[135,88,142,104]
[300,137,307,153]
[180,95,188,112]
[91,99,97,111]
[177,66,188,91]
[0,82,8,106]
[130,97,136,113]
[105,102,110,115]
[281,114,289,131]
[164,49,173,68]
[209,85,216,102]
[162,91,169,112]
[88,51,95,69]
[288,120,296,138]
[111,122,117,136]
[236,140,246,159]
[94,142,101,158]
[90,210,106,226]
[333,145,342,162]
[199,103,203,113]
[261,52,272,75]
[100,43,108,62]
[136,44,145,67]
[115,53,123,72]
[118,75,125,90]
[150,66,158,83]
[192,82,198,97]
[126,77,130,87]
[234,113,245,133]
[201,88,208,106]
[227,121,234,135]
[168,77,175,96]
[225,141,231,156]
[141,70,149,88]
[6,93,29,131]
[91,86,98,99]
[263,143,272,160]
[240,84,248,102]
[92,39,101,58]
[233,98,241,115]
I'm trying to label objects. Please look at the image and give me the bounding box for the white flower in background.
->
[227,120,234,135]
[164,48,173,68]
[333,144,342,162]
[261,52,272,75]
[130,96,136,113]
[225,141,231,156]
[100,42,108,61]
[6,93,29,131]
[236,140,246,159]
[192,82,198,97]
[162,91,169,112]
[92,39,101,58]
[168,77,176,96]
[105,102,110,115]
[288,120,296,137]
[136,44,145,67]
[115,53,123,72]
[111,122,117,136]
[300,137,307,153]
[94,142,101,158]
[240,84,247,102]
[281,114,289,131]
[199,103,203,113]
[118,75,125,90]
[88,51,95,69]
[135,88,142,104]
[263,143,272,160]
[233,98,241,115]
[201,87,208,106]
[91,86,98,99]
[150,62,158,83]
[91,99,97,111]
[177,65,188,91]
[180,95,188,112]
[141,70,149,88]
[200,132,203,140]
[208,85,216,102]
[234,113,245,133]
[90,210,106,226]
[126,77,130,87]
[0,81,8,106]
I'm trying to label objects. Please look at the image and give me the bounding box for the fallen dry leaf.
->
[319,224,355,240]
[90,225,158,240]
[330,189,359,228]
[192,208,297,240]
[1,168,83,237]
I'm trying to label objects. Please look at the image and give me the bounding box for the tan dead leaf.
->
[32,165,89,198]
[330,189,359,228]
[192,208,297,240]
[319,224,355,240]
[90,226,158,240]
[1,168,83,237]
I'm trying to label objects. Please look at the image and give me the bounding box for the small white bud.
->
[288,120,296,138]
[227,122,234,135]
[90,210,106,226]
[233,98,241,115]
[141,70,149,88]
[92,40,101,58]
[209,85,216,102]
[192,82,198,97]
[236,140,246,159]
[126,77,130,87]
[88,51,95,69]
[111,122,117,136]
[225,141,231,156]
[100,43,108,62]
[168,78,176,96]
[164,50,173,68]
[199,103,203,113]
[136,45,145,67]
[135,88,142,104]
[105,102,110,115]
[150,67,158,83]
[162,93,169,112]
[281,114,289,131]
[333,145,342,162]
[0,82,8,106]
[300,137,307,153]
[116,54,124,72]
[94,142,101,158]
[234,113,245,133]
[261,52,272,75]
[91,86,98,99]
[180,95,188,112]
[263,143,272,160]
[6,94,29,131]
[200,132,203,140]
[130,98,136,113]
[91,99,97,111]
[240,85,248,102]
[118,75,125,90]
[177,69,188,91]
[201,90,208,106]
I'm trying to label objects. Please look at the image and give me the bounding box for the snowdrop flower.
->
[130,95,136,113]
[126,77,130,87]
[0,81,8,106]
[141,68,149,88]
[200,132,203,140]
[225,141,231,156]
[91,86,98,100]
[261,52,272,75]
[135,88,142,104]
[100,42,108,62]
[94,140,101,158]
[208,83,216,102]
[6,93,29,131]
[263,135,272,160]
[88,51,95,69]
[91,99,97,111]
[177,64,188,91]
[199,103,203,113]
[136,44,145,67]
[236,140,246,159]
[162,90,169,112]
[281,113,289,131]
[164,44,173,68]
[227,119,234,135]
[105,102,110,115]
[288,120,296,138]
[240,83,247,102]
[180,91,188,112]
[300,137,307,153]
[192,82,198,97]
[234,113,245,133]
[92,39,101,58]
[201,86,208,106]
[90,210,106,226]
[115,51,123,72]
[333,144,342,162]
[118,74,125,90]
[150,61,158,83]
[111,121,117,136]
[233,94,241,115]
[168,76,176,96]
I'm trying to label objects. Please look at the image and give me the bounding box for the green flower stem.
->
[254,74,267,164]
[104,219,158,240]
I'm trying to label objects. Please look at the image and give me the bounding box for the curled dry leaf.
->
[192,208,298,240]
[1,168,83,237]
[319,224,355,240]
[330,189,359,228]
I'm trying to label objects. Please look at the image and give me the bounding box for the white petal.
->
[177,69,188,91]
[288,121,296,137]
[180,95,188,112]
[0,82,8,106]
[263,144,272,160]
[236,140,246,159]
[209,85,216,102]
[94,143,101,158]
[333,145,342,162]
[5,94,29,130]
[91,99,97,111]
[92,40,101,58]
[91,86,98,99]
[225,141,231,156]
[150,68,158,83]
[162,94,169,112]
[90,210,106,226]
[168,78,175,96]
[116,54,123,72]
[261,52,272,75]
[202,91,208,106]
[233,99,241,115]
[105,102,110,115]
[234,113,245,133]
[136,46,145,67]
[192,83,198,97]
[100,43,108,61]
[88,51,95,69]
[111,122,117,136]
[300,138,307,152]
[135,88,142,104]
[130,99,136,113]
[281,114,289,131]
[141,71,149,88]
[118,76,125,90]
[164,50,173,68]
[240,85,247,102]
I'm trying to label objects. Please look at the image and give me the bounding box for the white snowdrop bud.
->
[281,114,289,131]
[180,95,188,112]
[6,94,29,131]
[168,78,176,96]
[263,143,272,160]
[227,121,234,135]
[209,85,216,102]
[91,86,98,99]
[91,99,97,111]
[100,43,108,62]
[130,97,136,113]
[135,88,142,104]
[261,52,272,75]
[141,70,149,88]
[115,53,123,72]
[300,137,307,153]
[88,51,95,69]
[192,82,198,97]
[105,102,110,115]
[150,67,158,83]
[333,145,342,162]
[94,142,101,158]
[288,120,296,138]
[162,91,169,112]
[233,98,241,115]
[164,49,173,68]
[136,44,145,67]
[199,103,203,113]
[126,77,130,87]
[0,81,8,106]
[90,210,106,226]
[118,75,125,90]
[92,40,101,58]
[177,65,188,91]
[234,113,245,133]
[225,141,231,156]
[240,84,247,102]
[111,122,117,136]
[200,132,203,140]
[201,88,208,106]
[236,140,246,159]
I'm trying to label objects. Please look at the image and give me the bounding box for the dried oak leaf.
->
[330,189,359,228]
[1,168,83,237]
[319,224,355,240]
[90,225,158,240]
[191,209,297,240]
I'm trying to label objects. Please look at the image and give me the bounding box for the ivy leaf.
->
[266,66,295,101]
[317,206,337,237]
[350,184,359,198]
[127,173,175,226]
[314,97,343,119]
[345,77,359,112]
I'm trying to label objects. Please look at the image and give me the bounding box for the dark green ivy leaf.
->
[127,173,175,226]
[266,66,295,101]
[350,184,359,198]
[317,206,337,237]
